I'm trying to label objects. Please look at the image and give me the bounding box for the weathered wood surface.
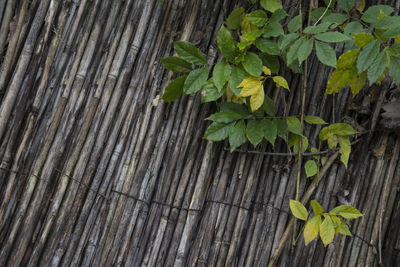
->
[0,0,399,266]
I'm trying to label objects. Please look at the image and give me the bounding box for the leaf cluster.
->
[290,199,363,246]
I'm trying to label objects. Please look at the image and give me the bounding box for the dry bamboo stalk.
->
[0,0,7,27]
[5,0,103,264]
[364,138,399,266]
[0,0,50,143]
[133,100,191,267]
[0,0,15,56]
[346,156,385,267]
[39,4,138,266]
[0,0,29,92]
[224,149,266,266]
[210,157,251,266]
[187,150,229,266]
[0,0,66,230]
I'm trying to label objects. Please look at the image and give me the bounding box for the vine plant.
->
[160,0,400,249]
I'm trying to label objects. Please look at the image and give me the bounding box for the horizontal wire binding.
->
[0,166,377,249]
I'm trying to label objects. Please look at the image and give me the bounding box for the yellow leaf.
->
[377,9,387,20]
[320,215,335,246]
[237,77,263,97]
[237,76,261,89]
[272,76,289,90]
[304,215,321,245]
[339,136,351,168]
[395,37,400,43]
[352,33,374,49]
[349,69,367,96]
[326,69,351,94]
[250,87,264,112]
[262,66,271,76]
[337,49,360,69]
[241,17,257,34]
[225,84,244,104]
[356,0,365,13]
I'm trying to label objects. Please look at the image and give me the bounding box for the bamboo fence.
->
[0,0,399,266]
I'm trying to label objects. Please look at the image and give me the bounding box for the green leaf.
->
[338,0,354,12]
[269,9,288,23]
[274,118,286,140]
[344,22,365,36]
[367,51,386,84]
[388,43,400,57]
[303,22,332,34]
[174,41,207,65]
[311,8,332,21]
[219,102,250,117]
[229,120,247,152]
[161,56,193,73]
[322,13,347,25]
[263,95,275,116]
[297,39,314,64]
[279,33,299,50]
[357,39,380,73]
[314,32,351,43]
[305,115,327,124]
[272,76,289,90]
[213,61,232,91]
[229,66,248,95]
[287,116,302,136]
[255,39,280,55]
[287,37,305,65]
[319,123,357,140]
[204,122,235,141]
[260,0,283,13]
[375,16,400,30]
[246,10,268,27]
[263,21,284,38]
[361,5,394,23]
[304,215,321,245]
[289,199,308,221]
[338,220,353,236]
[292,135,309,153]
[288,15,301,33]
[246,120,264,147]
[242,29,264,42]
[389,56,400,83]
[315,40,337,67]
[259,54,280,73]
[206,110,246,123]
[327,135,339,149]
[331,215,341,230]
[329,205,363,219]
[184,68,209,94]
[162,75,187,102]
[242,52,263,77]
[217,25,238,63]
[320,214,335,246]
[261,118,277,145]
[226,7,244,30]
[310,200,324,215]
[339,136,351,167]
[305,160,318,178]
[201,79,224,103]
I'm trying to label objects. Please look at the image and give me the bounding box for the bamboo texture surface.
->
[0,0,399,266]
